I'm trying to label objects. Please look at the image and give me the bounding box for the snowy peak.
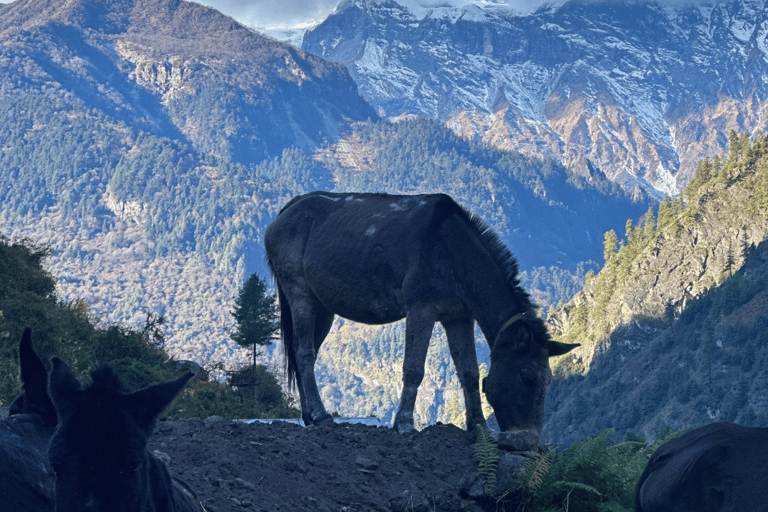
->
[304,0,768,196]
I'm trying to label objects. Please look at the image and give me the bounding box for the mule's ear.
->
[547,341,579,357]
[18,328,57,426]
[128,372,194,433]
[48,357,82,414]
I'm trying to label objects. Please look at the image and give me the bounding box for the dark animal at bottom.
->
[266,192,578,436]
[634,422,768,512]
[47,358,202,512]
[0,328,56,512]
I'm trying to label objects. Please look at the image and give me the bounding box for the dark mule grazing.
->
[0,328,56,512]
[265,191,578,437]
[635,422,768,512]
[47,358,202,512]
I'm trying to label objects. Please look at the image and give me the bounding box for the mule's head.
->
[47,358,193,512]
[483,315,578,435]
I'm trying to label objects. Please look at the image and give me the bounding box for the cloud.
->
[200,0,341,28]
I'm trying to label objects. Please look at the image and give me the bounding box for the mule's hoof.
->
[394,422,417,435]
[313,413,335,426]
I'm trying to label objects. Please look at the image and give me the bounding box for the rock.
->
[153,450,172,466]
[205,415,224,425]
[494,452,528,495]
[459,474,486,500]
[389,490,431,512]
[355,456,379,471]
[233,477,255,491]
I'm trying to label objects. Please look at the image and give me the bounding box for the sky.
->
[200,0,342,29]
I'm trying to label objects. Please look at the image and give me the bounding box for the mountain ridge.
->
[304,0,768,196]
[0,0,377,163]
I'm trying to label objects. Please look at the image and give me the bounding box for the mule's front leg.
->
[394,309,435,434]
[443,318,487,433]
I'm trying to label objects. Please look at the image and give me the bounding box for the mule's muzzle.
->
[496,428,543,453]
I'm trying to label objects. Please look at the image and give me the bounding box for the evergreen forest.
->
[542,131,768,446]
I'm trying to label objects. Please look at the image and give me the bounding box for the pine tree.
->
[603,229,618,263]
[230,273,279,371]
[728,129,740,163]
[724,247,735,278]
[740,228,750,262]
[643,207,656,240]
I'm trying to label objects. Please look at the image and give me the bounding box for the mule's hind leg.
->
[442,317,486,432]
[394,307,435,434]
[291,299,335,426]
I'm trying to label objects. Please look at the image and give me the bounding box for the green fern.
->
[473,424,499,488]
[522,448,555,496]
[515,428,679,512]
[493,428,688,511]
[550,480,603,499]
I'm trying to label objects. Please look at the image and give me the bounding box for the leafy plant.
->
[474,424,500,489]
[513,429,685,512]
[521,448,555,497]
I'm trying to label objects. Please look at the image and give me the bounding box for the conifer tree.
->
[603,229,618,263]
[643,207,656,240]
[728,129,740,163]
[230,273,279,371]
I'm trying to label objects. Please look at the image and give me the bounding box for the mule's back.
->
[266,192,465,324]
[635,422,768,512]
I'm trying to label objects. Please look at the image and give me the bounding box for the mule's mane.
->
[88,365,129,393]
[455,205,551,343]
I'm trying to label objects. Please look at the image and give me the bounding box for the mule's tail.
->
[277,284,299,391]
[267,261,299,392]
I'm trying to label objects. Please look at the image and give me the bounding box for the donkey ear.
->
[17,328,57,426]
[547,341,580,357]
[48,357,83,414]
[505,323,536,354]
[127,372,194,433]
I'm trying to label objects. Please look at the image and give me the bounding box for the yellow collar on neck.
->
[494,312,525,346]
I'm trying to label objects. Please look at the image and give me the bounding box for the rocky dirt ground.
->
[1,401,528,512]
[147,417,490,512]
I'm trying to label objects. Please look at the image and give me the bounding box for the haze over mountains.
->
[1,0,767,436]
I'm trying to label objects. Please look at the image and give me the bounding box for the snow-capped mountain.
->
[304,0,768,195]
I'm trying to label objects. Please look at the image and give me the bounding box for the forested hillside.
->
[0,237,297,419]
[0,113,649,427]
[542,132,768,446]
